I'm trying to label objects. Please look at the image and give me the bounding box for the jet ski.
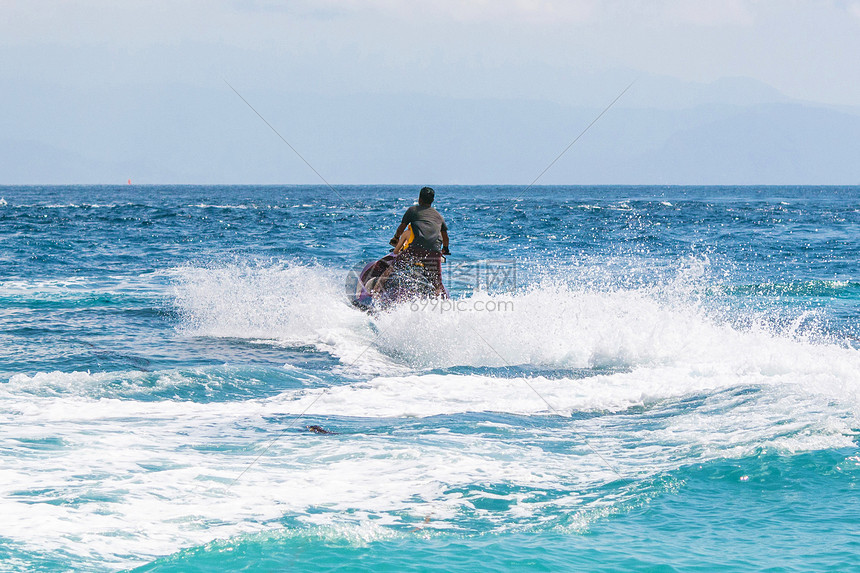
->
[348,227,448,312]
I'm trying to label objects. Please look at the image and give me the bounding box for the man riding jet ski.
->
[350,187,450,311]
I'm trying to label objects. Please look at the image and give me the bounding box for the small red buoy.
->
[127,179,132,185]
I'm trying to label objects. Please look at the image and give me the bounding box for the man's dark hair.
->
[419,186,435,205]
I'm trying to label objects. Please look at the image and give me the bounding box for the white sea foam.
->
[4,365,316,401]
[187,203,261,209]
[11,203,120,208]
[0,273,169,298]
[3,260,859,569]
[171,262,860,394]
[171,262,399,371]
[166,259,860,416]
[1,367,854,569]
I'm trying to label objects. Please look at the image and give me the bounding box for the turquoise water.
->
[1,185,858,571]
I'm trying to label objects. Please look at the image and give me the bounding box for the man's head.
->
[418,186,435,205]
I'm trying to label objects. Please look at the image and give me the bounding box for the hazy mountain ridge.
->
[1,77,858,184]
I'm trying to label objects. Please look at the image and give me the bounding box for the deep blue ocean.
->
[1,185,858,572]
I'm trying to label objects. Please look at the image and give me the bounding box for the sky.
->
[2,0,859,184]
